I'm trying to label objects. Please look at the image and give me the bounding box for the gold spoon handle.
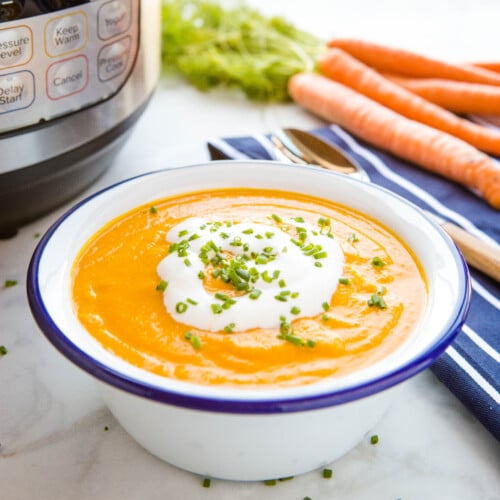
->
[440,221,500,282]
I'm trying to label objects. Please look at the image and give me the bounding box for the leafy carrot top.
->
[161,0,324,102]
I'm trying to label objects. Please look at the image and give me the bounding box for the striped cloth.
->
[207,124,500,440]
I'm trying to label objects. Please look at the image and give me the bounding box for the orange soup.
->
[71,188,427,388]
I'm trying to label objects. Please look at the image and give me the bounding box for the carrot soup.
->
[71,188,427,388]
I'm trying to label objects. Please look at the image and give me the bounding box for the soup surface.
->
[72,188,427,388]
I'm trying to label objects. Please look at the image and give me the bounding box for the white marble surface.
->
[1,1,499,499]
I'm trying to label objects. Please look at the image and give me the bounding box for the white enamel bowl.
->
[27,161,470,481]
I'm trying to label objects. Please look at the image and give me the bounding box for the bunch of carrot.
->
[288,38,500,209]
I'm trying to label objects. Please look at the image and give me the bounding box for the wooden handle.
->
[441,221,500,282]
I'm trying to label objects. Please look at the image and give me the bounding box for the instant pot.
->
[0,0,160,236]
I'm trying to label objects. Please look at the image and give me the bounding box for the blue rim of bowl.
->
[27,162,471,414]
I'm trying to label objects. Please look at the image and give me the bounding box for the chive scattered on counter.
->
[263,479,277,486]
[370,434,379,445]
[104,426,109,431]
[202,478,211,488]
[4,279,17,288]
[0,345,8,356]
[322,468,333,479]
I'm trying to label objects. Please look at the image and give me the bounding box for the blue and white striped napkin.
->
[207,124,500,440]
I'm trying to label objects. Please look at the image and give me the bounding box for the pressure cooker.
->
[0,0,160,236]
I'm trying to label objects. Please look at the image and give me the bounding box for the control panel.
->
[0,0,139,133]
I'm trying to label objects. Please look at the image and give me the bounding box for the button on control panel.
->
[0,0,139,132]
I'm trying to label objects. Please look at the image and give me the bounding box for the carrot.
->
[380,73,500,115]
[318,48,500,156]
[288,72,500,209]
[326,38,500,86]
[472,62,500,74]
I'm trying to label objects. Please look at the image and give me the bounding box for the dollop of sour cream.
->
[157,216,344,332]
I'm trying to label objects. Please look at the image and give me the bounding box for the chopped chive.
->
[278,333,305,346]
[293,216,305,223]
[202,478,211,488]
[176,302,187,313]
[306,339,316,348]
[249,289,262,300]
[178,229,189,237]
[290,306,301,315]
[314,251,328,259]
[255,255,268,265]
[255,234,263,240]
[339,277,350,285]
[322,468,333,479]
[0,345,7,356]
[371,256,386,268]
[274,294,288,302]
[185,332,202,349]
[211,303,223,314]
[322,314,329,322]
[347,232,358,243]
[314,262,323,268]
[224,323,235,333]
[318,217,330,227]
[271,214,282,223]
[189,233,199,241]
[149,206,157,214]
[242,228,254,234]
[367,293,387,309]
[183,258,191,267]
[155,280,168,292]
[198,271,205,280]
[186,298,198,305]
[265,232,274,239]
[370,434,379,445]
[322,302,330,312]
